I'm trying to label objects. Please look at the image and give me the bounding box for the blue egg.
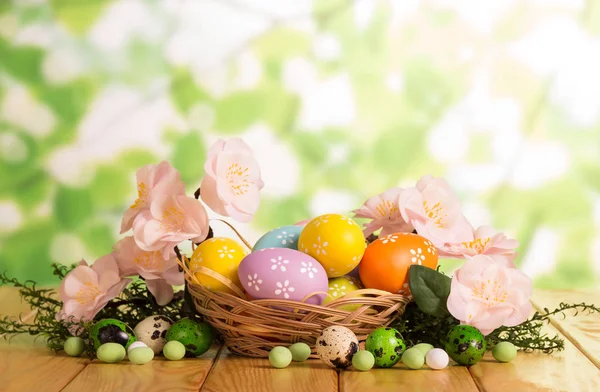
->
[253,225,303,251]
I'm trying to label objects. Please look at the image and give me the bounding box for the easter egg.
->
[352,350,375,371]
[298,214,366,278]
[412,342,434,356]
[134,315,173,354]
[127,341,148,354]
[426,348,449,370]
[322,276,363,311]
[90,319,135,350]
[401,347,425,369]
[189,237,248,294]
[166,318,214,357]
[445,325,486,365]
[97,342,126,363]
[163,341,186,361]
[128,346,154,365]
[359,232,438,294]
[365,327,406,368]
[289,343,311,362]
[316,326,359,369]
[253,225,303,251]
[64,337,85,357]
[238,248,328,305]
[269,346,293,368]
[492,342,517,363]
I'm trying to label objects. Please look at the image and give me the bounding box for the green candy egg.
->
[492,342,517,363]
[444,325,486,366]
[269,346,292,369]
[128,346,154,365]
[163,341,186,361]
[365,327,406,368]
[90,319,135,350]
[64,337,86,357]
[352,350,375,371]
[412,343,434,356]
[402,347,425,369]
[165,318,214,357]
[289,343,311,362]
[97,342,126,363]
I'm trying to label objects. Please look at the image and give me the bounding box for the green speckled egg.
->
[365,327,406,368]
[165,318,214,357]
[445,325,486,366]
[90,319,135,350]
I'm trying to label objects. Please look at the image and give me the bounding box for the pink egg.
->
[238,248,328,305]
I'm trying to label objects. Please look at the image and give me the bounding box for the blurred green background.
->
[1,0,599,289]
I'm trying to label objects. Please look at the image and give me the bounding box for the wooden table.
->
[1,287,599,392]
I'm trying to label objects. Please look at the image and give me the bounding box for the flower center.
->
[161,204,184,231]
[130,182,148,209]
[423,200,446,228]
[461,237,491,253]
[134,250,164,270]
[226,162,251,196]
[75,282,101,305]
[472,279,507,308]
[375,199,399,220]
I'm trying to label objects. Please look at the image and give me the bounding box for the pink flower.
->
[447,255,532,335]
[294,219,311,226]
[438,225,519,267]
[200,138,264,223]
[121,161,186,234]
[353,187,413,237]
[114,236,183,306]
[57,254,131,325]
[399,175,473,247]
[132,192,210,259]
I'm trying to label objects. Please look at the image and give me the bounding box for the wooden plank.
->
[62,344,223,392]
[340,365,478,392]
[469,322,600,391]
[0,341,89,392]
[531,289,600,369]
[201,349,338,392]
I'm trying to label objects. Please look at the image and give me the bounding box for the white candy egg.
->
[316,326,359,369]
[127,341,148,354]
[426,348,449,370]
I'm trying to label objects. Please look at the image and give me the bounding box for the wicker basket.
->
[183,261,411,358]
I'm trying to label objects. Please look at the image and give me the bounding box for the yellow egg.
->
[189,237,248,294]
[298,214,366,278]
[323,276,364,311]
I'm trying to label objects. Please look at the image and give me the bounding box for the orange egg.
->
[359,233,438,294]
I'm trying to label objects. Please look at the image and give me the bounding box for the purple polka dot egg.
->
[238,248,328,305]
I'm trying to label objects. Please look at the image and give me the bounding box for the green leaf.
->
[170,68,212,114]
[408,265,452,318]
[214,91,263,133]
[79,221,117,256]
[54,186,94,229]
[170,132,206,186]
[36,78,96,130]
[50,0,112,35]
[89,164,131,209]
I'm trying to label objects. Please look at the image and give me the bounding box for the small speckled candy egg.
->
[322,276,363,311]
[298,214,366,278]
[316,326,359,369]
[426,348,449,370]
[253,225,303,251]
[365,327,406,368]
[445,325,486,366]
[90,319,135,350]
[189,237,248,295]
[134,315,173,354]
[166,318,214,357]
[238,248,328,305]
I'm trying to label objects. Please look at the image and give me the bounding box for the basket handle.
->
[190,265,246,298]
[210,218,253,250]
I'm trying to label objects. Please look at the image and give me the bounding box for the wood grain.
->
[62,344,222,392]
[532,289,600,369]
[0,345,89,392]
[201,349,338,392]
[469,323,600,392]
[340,365,478,392]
